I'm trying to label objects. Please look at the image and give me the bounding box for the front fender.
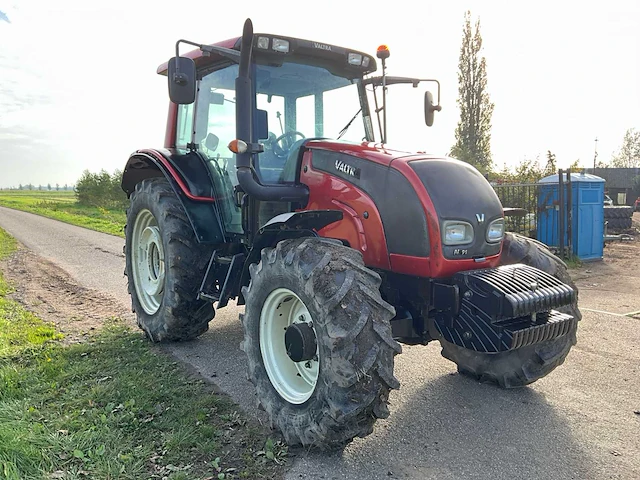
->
[122,149,225,244]
[237,210,344,305]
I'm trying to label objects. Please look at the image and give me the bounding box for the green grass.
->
[0,230,16,262]
[563,255,583,269]
[0,191,126,238]
[0,228,285,480]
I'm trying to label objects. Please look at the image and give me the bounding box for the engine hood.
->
[305,139,427,167]
[303,139,505,276]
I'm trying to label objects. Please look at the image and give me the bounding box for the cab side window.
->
[176,103,194,153]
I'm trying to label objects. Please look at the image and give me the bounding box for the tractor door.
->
[192,64,244,235]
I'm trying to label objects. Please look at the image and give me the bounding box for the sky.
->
[0,0,638,187]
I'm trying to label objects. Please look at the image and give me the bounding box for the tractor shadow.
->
[288,364,594,480]
[162,314,595,480]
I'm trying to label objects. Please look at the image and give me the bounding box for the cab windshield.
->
[254,61,371,184]
[193,60,371,233]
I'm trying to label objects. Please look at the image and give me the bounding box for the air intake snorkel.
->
[234,19,310,204]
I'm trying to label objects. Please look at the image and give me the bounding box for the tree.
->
[494,157,543,184]
[544,151,557,176]
[611,128,640,167]
[450,10,494,173]
[47,183,52,191]
[55,183,59,191]
[74,169,127,208]
[567,159,581,172]
[18,184,23,190]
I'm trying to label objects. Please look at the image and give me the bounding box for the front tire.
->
[439,232,581,388]
[125,178,214,342]
[241,237,401,449]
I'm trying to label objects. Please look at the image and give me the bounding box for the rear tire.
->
[241,237,401,449]
[606,217,633,230]
[604,206,633,219]
[439,232,581,388]
[125,178,214,342]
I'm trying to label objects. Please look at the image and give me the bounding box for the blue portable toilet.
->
[537,172,605,261]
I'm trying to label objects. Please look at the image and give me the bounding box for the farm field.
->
[0,190,125,237]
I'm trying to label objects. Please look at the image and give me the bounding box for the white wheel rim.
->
[131,209,165,315]
[259,288,320,404]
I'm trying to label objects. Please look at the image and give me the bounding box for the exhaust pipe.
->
[234,19,309,204]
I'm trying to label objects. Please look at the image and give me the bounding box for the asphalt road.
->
[1,205,639,480]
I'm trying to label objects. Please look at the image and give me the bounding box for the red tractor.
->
[121,19,580,449]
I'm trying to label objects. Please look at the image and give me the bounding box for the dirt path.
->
[571,212,640,316]
[0,245,134,343]
[1,206,639,480]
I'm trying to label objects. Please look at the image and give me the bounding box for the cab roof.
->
[157,34,377,78]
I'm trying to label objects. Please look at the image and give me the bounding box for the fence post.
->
[566,170,573,257]
[557,169,565,259]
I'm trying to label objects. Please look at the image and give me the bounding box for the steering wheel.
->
[272,131,305,158]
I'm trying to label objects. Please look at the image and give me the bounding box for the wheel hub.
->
[140,225,165,296]
[285,322,317,363]
[130,209,165,315]
[259,288,320,404]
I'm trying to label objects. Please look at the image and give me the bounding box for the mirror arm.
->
[200,45,241,62]
[173,40,241,82]
[420,79,442,110]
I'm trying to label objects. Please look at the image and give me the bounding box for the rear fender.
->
[236,210,343,305]
[122,148,225,244]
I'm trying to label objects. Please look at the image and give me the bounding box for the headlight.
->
[443,221,474,245]
[348,53,363,65]
[486,219,504,243]
[272,38,290,53]
[256,36,270,49]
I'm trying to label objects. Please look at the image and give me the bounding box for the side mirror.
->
[256,109,269,140]
[168,56,196,105]
[210,92,225,105]
[205,133,219,151]
[424,90,441,127]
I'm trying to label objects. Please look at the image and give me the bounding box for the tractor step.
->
[197,292,219,302]
[198,251,245,308]
[433,263,577,353]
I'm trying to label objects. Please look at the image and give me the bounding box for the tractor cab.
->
[160,24,441,236]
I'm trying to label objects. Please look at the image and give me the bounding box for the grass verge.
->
[0,229,285,480]
[0,191,125,238]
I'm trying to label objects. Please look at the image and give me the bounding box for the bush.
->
[75,169,128,209]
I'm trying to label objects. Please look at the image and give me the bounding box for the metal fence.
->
[492,183,541,238]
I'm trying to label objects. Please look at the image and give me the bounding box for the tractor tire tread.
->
[125,177,214,342]
[241,237,401,449]
[604,206,633,219]
[606,217,633,230]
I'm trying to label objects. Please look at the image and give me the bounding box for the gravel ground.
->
[1,205,639,480]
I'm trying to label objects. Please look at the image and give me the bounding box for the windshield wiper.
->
[337,108,362,140]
